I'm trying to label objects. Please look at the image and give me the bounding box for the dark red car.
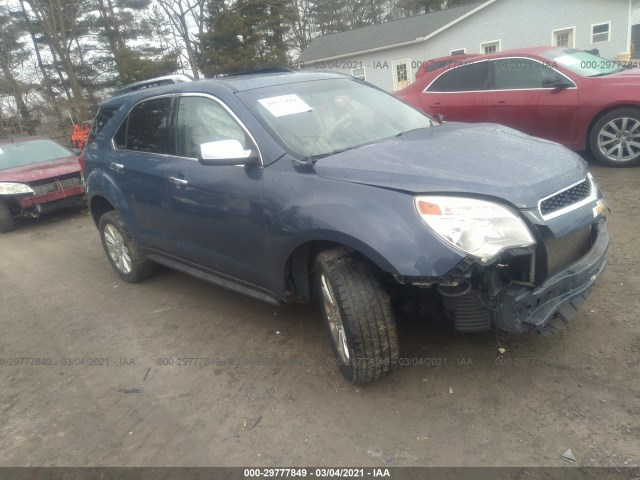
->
[0,137,85,232]
[395,46,640,167]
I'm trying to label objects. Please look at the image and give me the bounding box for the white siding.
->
[302,0,631,91]
[633,0,640,24]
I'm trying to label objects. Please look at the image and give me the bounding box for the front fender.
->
[263,174,466,296]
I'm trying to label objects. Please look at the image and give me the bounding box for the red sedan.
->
[395,46,640,167]
[0,137,85,232]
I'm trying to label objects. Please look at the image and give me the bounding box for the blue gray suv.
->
[83,71,609,383]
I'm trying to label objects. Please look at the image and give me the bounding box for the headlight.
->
[415,196,535,262]
[0,182,34,195]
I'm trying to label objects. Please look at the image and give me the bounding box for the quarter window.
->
[114,97,172,154]
[592,23,610,43]
[427,61,489,92]
[490,58,560,90]
[176,96,250,158]
[87,105,120,146]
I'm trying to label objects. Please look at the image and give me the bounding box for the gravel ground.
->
[0,155,638,468]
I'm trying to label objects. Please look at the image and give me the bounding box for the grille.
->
[540,179,591,217]
[30,174,82,196]
[538,225,593,279]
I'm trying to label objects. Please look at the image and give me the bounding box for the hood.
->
[0,155,81,183]
[313,123,587,209]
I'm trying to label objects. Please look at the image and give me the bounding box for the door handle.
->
[431,103,443,109]
[169,176,188,186]
[110,162,124,172]
[494,101,508,107]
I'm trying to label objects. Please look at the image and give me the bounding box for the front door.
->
[164,94,268,288]
[486,58,580,146]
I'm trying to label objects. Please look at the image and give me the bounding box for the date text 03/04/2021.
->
[244,468,391,477]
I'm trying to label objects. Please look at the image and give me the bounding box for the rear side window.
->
[114,97,173,154]
[86,105,120,146]
[427,61,489,92]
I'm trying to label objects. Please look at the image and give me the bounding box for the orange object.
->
[70,122,91,150]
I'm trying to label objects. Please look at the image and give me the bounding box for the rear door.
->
[486,57,580,145]
[421,60,490,122]
[108,96,174,251]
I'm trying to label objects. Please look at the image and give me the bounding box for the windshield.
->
[237,78,433,159]
[541,48,624,77]
[0,139,73,170]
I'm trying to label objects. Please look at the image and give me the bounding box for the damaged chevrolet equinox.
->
[83,71,609,384]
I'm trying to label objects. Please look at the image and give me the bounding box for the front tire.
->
[590,108,640,167]
[99,211,156,283]
[0,201,15,233]
[315,247,399,384]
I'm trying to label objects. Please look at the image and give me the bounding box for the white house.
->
[298,0,640,91]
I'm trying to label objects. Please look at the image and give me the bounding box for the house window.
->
[553,28,575,48]
[352,67,366,81]
[592,23,610,43]
[392,60,411,91]
[481,41,501,54]
[450,48,466,55]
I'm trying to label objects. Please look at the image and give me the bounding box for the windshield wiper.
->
[300,147,354,164]
[395,127,431,137]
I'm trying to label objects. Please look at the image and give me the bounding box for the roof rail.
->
[114,74,194,96]
[217,67,292,77]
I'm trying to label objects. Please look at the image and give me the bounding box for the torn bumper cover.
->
[495,219,609,335]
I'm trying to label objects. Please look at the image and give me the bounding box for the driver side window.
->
[176,96,250,158]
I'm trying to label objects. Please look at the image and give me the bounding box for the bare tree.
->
[156,0,206,78]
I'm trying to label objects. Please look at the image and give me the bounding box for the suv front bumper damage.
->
[495,219,608,334]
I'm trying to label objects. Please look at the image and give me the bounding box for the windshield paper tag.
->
[0,147,3,154]
[258,94,312,117]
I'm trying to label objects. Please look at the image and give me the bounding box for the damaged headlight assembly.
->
[0,182,34,195]
[414,196,535,263]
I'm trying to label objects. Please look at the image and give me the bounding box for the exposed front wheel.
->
[315,247,399,384]
[99,211,156,283]
[0,201,15,233]
[590,108,640,167]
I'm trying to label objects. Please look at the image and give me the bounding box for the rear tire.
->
[0,201,15,233]
[315,247,399,384]
[99,211,156,283]
[590,108,640,167]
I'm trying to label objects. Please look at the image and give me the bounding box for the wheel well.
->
[90,196,115,227]
[286,240,383,303]
[586,104,640,151]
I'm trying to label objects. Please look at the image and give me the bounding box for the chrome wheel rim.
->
[320,274,350,363]
[597,117,640,163]
[103,224,132,274]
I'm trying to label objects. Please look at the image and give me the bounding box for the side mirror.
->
[542,76,574,90]
[197,139,259,166]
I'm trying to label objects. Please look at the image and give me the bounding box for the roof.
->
[100,72,347,107]
[298,2,492,63]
